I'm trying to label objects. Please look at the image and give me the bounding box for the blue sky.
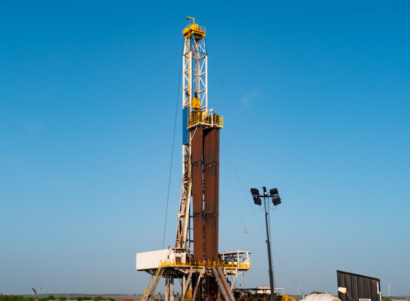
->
[1,0,409,297]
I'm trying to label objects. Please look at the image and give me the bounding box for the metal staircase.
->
[140,265,164,301]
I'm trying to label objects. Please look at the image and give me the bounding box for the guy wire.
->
[222,139,303,294]
[162,40,183,249]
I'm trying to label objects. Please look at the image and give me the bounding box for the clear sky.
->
[1,0,409,297]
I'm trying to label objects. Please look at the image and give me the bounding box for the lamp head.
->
[269,188,279,196]
[272,197,281,206]
[253,197,262,206]
[250,188,260,196]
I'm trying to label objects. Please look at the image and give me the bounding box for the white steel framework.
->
[182,34,208,111]
[175,24,208,250]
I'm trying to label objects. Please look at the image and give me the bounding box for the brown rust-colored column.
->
[191,127,204,261]
[203,128,220,262]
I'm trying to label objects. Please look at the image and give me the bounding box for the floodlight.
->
[338,287,347,294]
[253,197,262,206]
[269,188,278,196]
[32,288,37,294]
[272,197,281,206]
[250,188,260,196]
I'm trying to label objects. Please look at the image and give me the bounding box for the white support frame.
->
[182,35,208,111]
[175,32,208,250]
[174,143,191,248]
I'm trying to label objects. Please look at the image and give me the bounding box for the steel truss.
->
[175,29,208,250]
[158,265,245,301]
[182,34,208,111]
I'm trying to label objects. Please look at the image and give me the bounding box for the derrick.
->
[136,17,250,301]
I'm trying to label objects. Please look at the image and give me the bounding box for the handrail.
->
[185,23,206,33]
[187,112,223,128]
[159,259,251,269]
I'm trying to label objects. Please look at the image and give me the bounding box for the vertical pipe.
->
[171,278,175,301]
[182,47,186,109]
[183,275,186,299]
[264,196,275,301]
[203,128,220,262]
[192,127,204,261]
[205,55,208,110]
[166,278,170,301]
[195,44,200,94]
[189,47,192,108]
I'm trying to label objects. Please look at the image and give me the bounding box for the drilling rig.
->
[136,17,252,301]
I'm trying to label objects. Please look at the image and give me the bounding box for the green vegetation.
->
[0,296,55,301]
[310,292,325,295]
[0,296,114,301]
[0,295,33,301]
[382,297,392,301]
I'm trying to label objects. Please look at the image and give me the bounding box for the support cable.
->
[221,148,267,261]
[271,247,304,295]
[221,148,246,227]
[221,138,266,233]
[162,41,183,249]
[221,147,288,295]
[221,139,304,295]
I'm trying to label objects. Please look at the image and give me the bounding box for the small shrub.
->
[0,295,26,301]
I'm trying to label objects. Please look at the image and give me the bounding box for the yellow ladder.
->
[140,265,164,301]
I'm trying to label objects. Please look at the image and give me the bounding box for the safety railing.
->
[159,259,251,269]
[187,112,224,128]
[185,24,206,32]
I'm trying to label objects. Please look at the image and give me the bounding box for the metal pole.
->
[183,275,186,298]
[263,187,275,301]
[171,278,175,301]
